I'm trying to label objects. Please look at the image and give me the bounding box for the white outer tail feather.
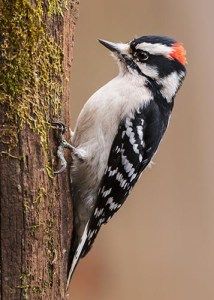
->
[66,222,89,290]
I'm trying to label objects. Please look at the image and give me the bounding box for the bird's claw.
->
[54,143,68,174]
[52,121,86,174]
[52,121,69,174]
[51,121,67,135]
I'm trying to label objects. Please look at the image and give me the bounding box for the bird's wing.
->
[80,100,170,257]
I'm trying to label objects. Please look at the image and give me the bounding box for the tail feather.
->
[66,222,89,290]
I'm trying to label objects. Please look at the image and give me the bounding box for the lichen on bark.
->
[0,0,71,175]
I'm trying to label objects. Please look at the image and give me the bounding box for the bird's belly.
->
[71,75,152,211]
[70,124,117,222]
[75,120,118,186]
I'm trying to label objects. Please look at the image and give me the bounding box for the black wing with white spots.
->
[81,100,171,257]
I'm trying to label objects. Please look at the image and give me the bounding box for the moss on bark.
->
[0,0,73,175]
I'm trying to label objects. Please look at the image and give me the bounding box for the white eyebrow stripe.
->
[136,42,172,56]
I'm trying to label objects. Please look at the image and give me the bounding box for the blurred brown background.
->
[69,1,214,299]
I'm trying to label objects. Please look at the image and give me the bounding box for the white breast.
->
[72,73,153,184]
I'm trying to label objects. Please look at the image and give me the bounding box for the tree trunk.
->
[0,1,79,299]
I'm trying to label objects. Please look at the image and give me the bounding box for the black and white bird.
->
[55,35,187,288]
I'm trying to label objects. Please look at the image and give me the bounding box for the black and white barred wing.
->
[81,102,168,257]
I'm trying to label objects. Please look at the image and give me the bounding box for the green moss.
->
[24,188,58,286]
[45,219,56,286]
[0,150,23,159]
[0,0,71,175]
[17,272,32,298]
[48,0,68,15]
[22,187,57,290]
[17,272,50,298]
[23,187,46,214]
[33,187,46,205]
[29,223,41,234]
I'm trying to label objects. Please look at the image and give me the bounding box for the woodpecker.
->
[55,35,187,288]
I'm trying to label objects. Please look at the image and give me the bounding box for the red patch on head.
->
[170,42,187,65]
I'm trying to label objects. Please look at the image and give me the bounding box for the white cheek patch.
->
[158,71,184,102]
[137,63,159,78]
[136,42,172,57]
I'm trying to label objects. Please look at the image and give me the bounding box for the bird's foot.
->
[52,121,66,137]
[52,122,86,174]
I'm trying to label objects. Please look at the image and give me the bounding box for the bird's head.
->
[99,35,187,99]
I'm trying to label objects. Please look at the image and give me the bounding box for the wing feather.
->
[81,101,170,257]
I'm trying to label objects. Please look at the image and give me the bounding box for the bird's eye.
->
[139,51,149,60]
[133,50,149,62]
[140,51,149,61]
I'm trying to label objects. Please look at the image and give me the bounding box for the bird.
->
[54,35,187,288]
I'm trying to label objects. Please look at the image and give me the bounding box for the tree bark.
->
[0,1,79,299]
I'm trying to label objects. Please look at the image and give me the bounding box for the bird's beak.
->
[98,39,129,55]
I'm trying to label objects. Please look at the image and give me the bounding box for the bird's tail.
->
[66,222,89,290]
